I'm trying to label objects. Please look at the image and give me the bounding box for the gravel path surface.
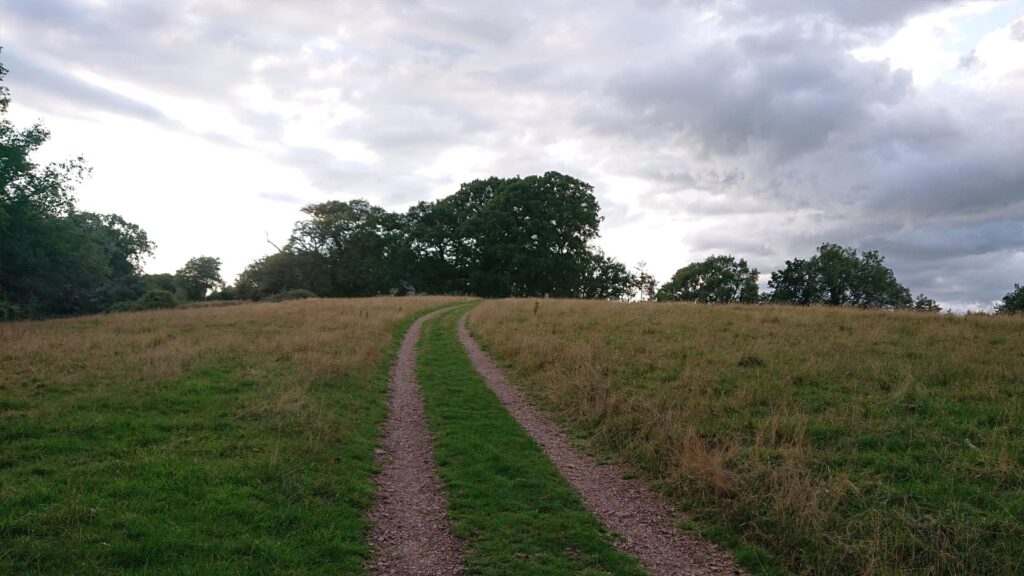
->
[368,310,463,576]
[458,313,745,576]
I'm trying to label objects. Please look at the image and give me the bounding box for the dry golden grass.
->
[468,299,1024,575]
[1,296,455,402]
[1,297,460,443]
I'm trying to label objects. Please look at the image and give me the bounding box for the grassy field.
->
[416,307,646,576]
[0,296,459,575]
[468,300,1024,576]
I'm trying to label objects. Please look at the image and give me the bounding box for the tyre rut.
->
[367,309,463,576]
[457,312,745,576]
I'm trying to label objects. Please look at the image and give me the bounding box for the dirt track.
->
[366,307,744,575]
[457,312,745,576]
[367,310,463,575]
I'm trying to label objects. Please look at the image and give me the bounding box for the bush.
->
[106,300,139,313]
[207,286,238,301]
[135,289,178,310]
[264,289,317,302]
[0,298,24,321]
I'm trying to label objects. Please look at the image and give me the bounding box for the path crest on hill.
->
[457,312,745,576]
[367,309,463,576]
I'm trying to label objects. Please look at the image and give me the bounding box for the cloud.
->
[724,0,955,29]
[4,0,1023,309]
[1012,17,1024,41]
[593,27,913,161]
[1,49,171,125]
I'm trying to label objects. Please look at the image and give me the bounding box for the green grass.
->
[416,306,647,576]
[0,298,456,575]
[2,366,369,575]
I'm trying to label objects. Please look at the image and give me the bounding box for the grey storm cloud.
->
[594,27,913,160]
[722,0,954,30]
[3,0,1023,309]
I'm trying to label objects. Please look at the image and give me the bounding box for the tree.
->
[288,199,410,296]
[997,284,1024,314]
[578,251,637,300]
[913,294,941,312]
[403,172,606,298]
[633,262,657,302]
[239,172,633,301]
[656,255,759,303]
[462,172,602,297]
[235,250,327,300]
[0,56,154,318]
[176,256,223,300]
[404,179,500,295]
[143,273,178,293]
[767,243,912,308]
[764,257,817,305]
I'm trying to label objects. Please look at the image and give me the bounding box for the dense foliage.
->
[656,255,759,303]
[0,61,154,319]
[767,243,914,308]
[997,284,1024,314]
[913,294,942,312]
[239,173,639,300]
[176,256,223,300]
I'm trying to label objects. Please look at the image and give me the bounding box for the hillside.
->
[468,300,1024,575]
[0,297,459,574]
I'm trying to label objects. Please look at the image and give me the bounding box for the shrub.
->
[135,289,178,310]
[106,300,139,313]
[265,289,317,302]
[207,286,238,301]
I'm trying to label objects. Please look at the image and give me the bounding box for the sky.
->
[2,0,1023,311]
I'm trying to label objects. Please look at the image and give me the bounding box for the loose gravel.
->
[458,312,746,576]
[367,310,463,576]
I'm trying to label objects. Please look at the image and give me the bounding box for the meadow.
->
[0,296,458,575]
[468,300,1024,575]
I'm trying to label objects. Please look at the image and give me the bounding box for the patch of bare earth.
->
[367,310,463,576]
[458,313,745,576]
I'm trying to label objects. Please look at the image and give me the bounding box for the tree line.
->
[0,55,235,318]
[655,247,942,311]
[3,55,1023,319]
[234,173,637,301]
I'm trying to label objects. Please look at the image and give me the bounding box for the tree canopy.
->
[239,172,637,300]
[656,255,759,303]
[767,243,913,308]
[0,59,155,319]
[176,256,223,300]
[997,284,1024,314]
[913,294,942,312]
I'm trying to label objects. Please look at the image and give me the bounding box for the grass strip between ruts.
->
[417,306,647,576]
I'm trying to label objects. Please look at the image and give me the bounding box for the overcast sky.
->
[3,0,1023,310]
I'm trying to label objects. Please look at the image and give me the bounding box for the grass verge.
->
[416,306,647,576]
[0,297,459,575]
[468,299,1024,576]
